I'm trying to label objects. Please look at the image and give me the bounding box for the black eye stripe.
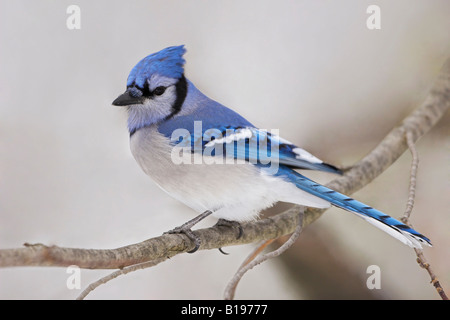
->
[130,84,168,98]
[144,82,157,97]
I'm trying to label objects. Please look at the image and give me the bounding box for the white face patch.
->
[143,85,177,115]
[127,83,177,130]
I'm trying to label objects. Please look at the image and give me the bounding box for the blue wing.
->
[162,122,341,174]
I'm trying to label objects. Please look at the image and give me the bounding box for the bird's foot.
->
[215,219,244,239]
[215,219,244,255]
[164,210,213,253]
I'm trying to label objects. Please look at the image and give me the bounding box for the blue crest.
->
[126,45,186,88]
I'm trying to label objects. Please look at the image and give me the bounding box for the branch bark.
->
[1,57,449,270]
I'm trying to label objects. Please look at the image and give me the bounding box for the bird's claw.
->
[215,219,243,239]
[164,210,214,253]
[164,227,201,253]
[214,219,243,255]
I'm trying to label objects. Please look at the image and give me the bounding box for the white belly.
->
[130,126,330,221]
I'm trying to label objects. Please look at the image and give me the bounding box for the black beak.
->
[112,91,145,106]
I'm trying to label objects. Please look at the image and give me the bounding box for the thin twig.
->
[77,256,170,300]
[238,240,276,269]
[223,239,275,299]
[400,131,448,300]
[223,210,303,300]
[401,131,419,222]
[414,249,448,300]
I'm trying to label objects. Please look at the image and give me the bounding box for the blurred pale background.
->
[0,0,449,299]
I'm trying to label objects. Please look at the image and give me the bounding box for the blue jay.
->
[112,45,431,252]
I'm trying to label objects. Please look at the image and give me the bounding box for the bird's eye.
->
[153,86,166,96]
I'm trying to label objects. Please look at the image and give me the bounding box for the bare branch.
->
[400,130,448,300]
[0,57,449,272]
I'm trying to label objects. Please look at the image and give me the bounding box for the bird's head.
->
[113,45,188,133]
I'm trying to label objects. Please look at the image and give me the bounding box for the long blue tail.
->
[280,168,431,248]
